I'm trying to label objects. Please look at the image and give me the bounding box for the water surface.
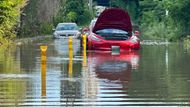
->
[0,39,190,106]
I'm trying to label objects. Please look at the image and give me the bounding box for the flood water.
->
[1,38,190,106]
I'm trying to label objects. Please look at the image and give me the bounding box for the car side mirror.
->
[52,28,56,31]
[134,31,140,36]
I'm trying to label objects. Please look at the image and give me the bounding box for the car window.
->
[56,24,78,31]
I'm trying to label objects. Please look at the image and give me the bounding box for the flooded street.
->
[1,38,190,106]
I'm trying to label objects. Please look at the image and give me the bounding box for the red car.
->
[87,8,140,51]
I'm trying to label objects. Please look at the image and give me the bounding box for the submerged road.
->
[0,38,190,106]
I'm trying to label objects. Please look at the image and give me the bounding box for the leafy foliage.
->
[1,0,190,42]
[17,0,41,37]
[109,0,140,24]
[18,0,92,38]
[53,0,92,26]
[140,0,190,41]
[0,0,25,42]
[165,0,190,37]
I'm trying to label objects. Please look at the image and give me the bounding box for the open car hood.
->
[93,8,132,33]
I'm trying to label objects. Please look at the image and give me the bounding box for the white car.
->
[53,23,81,39]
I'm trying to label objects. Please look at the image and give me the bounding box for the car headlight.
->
[91,34,101,42]
[77,31,81,35]
[84,32,89,36]
[53,32,58,36]
[130,36,139,43]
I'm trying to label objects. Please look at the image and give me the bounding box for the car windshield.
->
[95,29,130,40]
[96,29,128,34]
[96,29,129,36]
[56,24,78,31]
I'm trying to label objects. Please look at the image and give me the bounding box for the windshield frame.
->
[56,23,79,31]
[96,28,129,35]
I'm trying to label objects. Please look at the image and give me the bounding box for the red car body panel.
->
[88,8,140,51]
[93,8,132,33]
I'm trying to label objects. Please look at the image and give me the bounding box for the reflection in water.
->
[54,38,80,56]
[128,44,190,106]
[0,45,21,73]
[0,79,27,106]
[88,51,139,81]
[0,45,27,106]
[81,51,140,106]
[68,56,73,78]
[1,39,190,106]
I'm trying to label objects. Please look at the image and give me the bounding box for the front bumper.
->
[88,40,140,51]
[54,33,79,39]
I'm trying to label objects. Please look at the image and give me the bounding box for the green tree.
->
[67,11,77,22]
[18,0,40,37]
[109,0,140,24]
[140,0,190,40]
[54,0,92,26]
[164,0,190,38]
[0,0,25,43]
[140,0,170,40]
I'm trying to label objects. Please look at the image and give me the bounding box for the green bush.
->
[53,0,92,27]
[141,22,166,40]
[40,22,54,35]
[140,0,190,41]
[0,0,25,42]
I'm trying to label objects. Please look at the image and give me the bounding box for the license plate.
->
[111,46,120,55]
